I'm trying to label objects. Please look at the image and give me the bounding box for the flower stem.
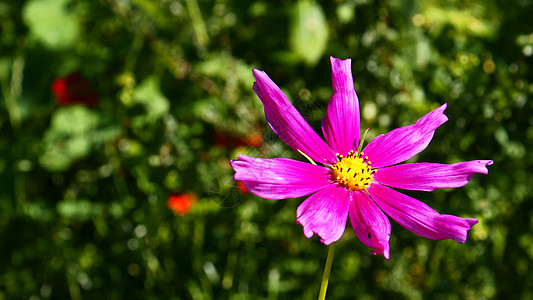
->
[318,243,336,300]
[297,149,317,165]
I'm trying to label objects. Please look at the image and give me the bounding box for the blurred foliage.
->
[0,0,532,299]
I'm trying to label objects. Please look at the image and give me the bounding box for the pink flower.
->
[231,57,493,259]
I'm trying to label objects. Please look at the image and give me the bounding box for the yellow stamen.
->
[331,150,375,190]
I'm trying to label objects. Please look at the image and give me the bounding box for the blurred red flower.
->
[240,133,263,148]
[214,130,263,149]
[51,72,99,106]
[236,180,249,195]
[167,193,197,216]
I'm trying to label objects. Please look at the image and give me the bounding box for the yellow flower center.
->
[331,150,375,190]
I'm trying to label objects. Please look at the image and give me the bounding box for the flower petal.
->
[363,104,448,168]
[321,57,360,156]
[296,184,350,245]
[374,160,493,191]
[253,70,336,164]
[231,154,331,200]
[349,191,391,259]
[368,183,478,243]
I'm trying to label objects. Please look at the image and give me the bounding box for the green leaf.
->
[50,106,99,135]
[22,0,79,50]
[57,199,103,221]
[132,76,170,124]
[289,0,329,66]
[40,107,120,171]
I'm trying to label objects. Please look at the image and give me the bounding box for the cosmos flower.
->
[51,72,99,106]
[167,193,197,216]
[231,57,492,259]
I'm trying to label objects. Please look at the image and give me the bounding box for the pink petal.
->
[321,57,361,156]
[296,184,350,245]
[374,160,494,191]
[253,70,336,164]
[363,104,448,168]
[368,183,478,243]
[349,191,391,259]
[231,154,331,200]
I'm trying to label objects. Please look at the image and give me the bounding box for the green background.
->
[1,0,532,298]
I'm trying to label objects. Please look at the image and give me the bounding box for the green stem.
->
[2,38,25,130]
[297,149,317,165]
[318,243,336,300]
[66,264,82,300]
[184,0,209,47]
